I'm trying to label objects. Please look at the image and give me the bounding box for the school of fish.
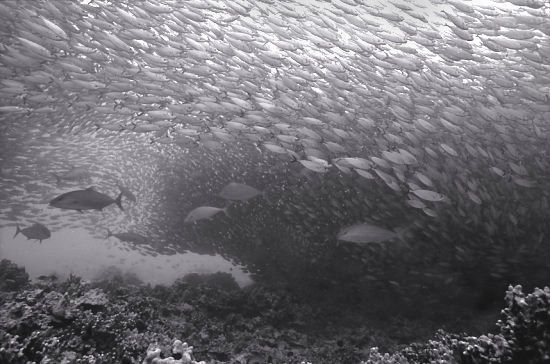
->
[0,0,549,284]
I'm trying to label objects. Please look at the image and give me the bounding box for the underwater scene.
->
[0,0,549,363]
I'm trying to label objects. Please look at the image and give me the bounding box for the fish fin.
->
[13,224,21,238]
[77,209,83,213]
[115,192,124,211]
[106,229,112,239]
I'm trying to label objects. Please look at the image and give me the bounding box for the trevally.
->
[13,222,51,243]
[49,187,123,212]
[106,229,149,244]
[337,222,400,245]
[184,206,228,224]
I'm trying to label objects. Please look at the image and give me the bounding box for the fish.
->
[262,143,289,154]
[411,189,446,203]
[49,187,123,212]
[407,198,427,209]
[337,222,399,244]
[298,159,330,173]
[13,222,51,243]
[106,229,148,244]
[184,206,228,224]
[0,106,29,113]
[219,182,264,202]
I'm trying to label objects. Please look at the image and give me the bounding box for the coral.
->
[0,276,156,363]
[72,288,109,311]
[399,330,511,364]
[361,286,550,364]
[497,285,550,364]
[362,347,410,364]
[0,258,548,364]
[0,259,29,291]
[142,340,205,364]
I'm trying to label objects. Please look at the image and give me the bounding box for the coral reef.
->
[142,340,205,364]
[0,260,548,363]
[498,285,550,363]
[0,259,29,292]
[361,285,550,364]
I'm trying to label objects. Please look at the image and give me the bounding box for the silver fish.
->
[337,222,399,244]
[49,187,123,212]
[14,222,51,243]
[106,229,148,244]
[184,206,228,224]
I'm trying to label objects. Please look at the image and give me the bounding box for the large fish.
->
[337,222,399,244]
[106,229,148,244]
[184,206,228,224]
[13,222,51,243]
[49,187,123,212]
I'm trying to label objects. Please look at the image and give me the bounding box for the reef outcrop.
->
[0,260,548,364]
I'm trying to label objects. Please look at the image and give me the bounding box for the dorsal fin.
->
[86,186,96,191]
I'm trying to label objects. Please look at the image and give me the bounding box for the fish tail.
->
[115,192,123,211]
[13,224,21,238]
[222,207,230,218]
[262,191,273,205]
[394,227,412,249]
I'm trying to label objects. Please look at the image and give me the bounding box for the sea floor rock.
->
[0,261,548,364]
